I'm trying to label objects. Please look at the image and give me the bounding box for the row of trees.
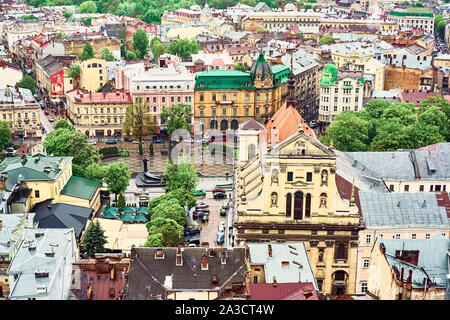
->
[144,159,199,247]
[435,14,447,39]
[320,96,450,152]
[150,37,200,59]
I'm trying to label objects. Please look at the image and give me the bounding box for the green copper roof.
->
[320,62,338,87]
[60,176,100,200]
[195,71,253,89]
[390,7,433,17]
[272,64,290,85]
[250,51,272,80]
[0,155,72,191]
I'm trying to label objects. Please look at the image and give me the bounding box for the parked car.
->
[212,187,225,193]
[106,140,117,145]
[213,192,227,199]
[40,103,45,110]
[48,116,54,122]
[201,214,209,223]
[188,243,198,247]
[196,201,209,208]
[184,228,200,236]
[124,137,133,142]
[216,232,225,245]
[153,138,165,144]
[185,235,200,246]
[220,208,227,216]
[132,140,140,144]
[88,140,97,145]
[192,189,206,196]
[44,110,49,115]
[193,209,209,219]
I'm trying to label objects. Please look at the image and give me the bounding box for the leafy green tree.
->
[417,106,449,140]
[79,0,97,13]
[80,42,95,61]
[82,220,107,257]
[104,162,131,201]
[17,75,36,94]
[150,36,162,52]
[68,64,81,78]
[147,217,183,247]
[160,103,193,137]
[406,122,445,149]
[149,142,154,155]
[364,99,391,119]
[53,119,74,131]
[63,9,73,20]
[167,39,200,58]
[84,163,107,182]
[234,62,248,72]
[151,198,185,226]
[133,29,149,59]
[126,50,136,60]
[163,158,199,192]
[138,142,143,155]
[101,48,115,61]
[319,35,335,44]
[43,128,101,168]
[123,96,152,142]
[152,43,166,60]
[369,121,412,151]
[120,45,126,59]
[72,164,85,177]
[144,232,164,247]
[117,192,126,211]
[0,121,12,151]
[81,17,92,26]
[169,187,197,209]
[380,103,416,126]
[57,30,66,38]
[326,112,369,151]
[143,8,161,24]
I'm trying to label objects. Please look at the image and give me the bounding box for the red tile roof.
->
[249,283,318,300]
[400,92,442,106]
[262,103,316,145]
[66,89,132,104]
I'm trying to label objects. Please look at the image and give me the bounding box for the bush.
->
[138,142,143,155]
[99,146,119,155]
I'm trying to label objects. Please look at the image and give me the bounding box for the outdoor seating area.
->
[101,206,150,223]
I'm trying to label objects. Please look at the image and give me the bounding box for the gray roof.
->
[0,213,35,256]
[359,192,449,227]
[247,242,317,290]
[7,228,76,299]
[343,151,416,180]
[380,234,450,288]
[375,49,432,71]
[125,247,247,300]
[414,143,450,180]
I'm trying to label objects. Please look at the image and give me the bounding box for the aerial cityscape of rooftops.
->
[0,0,449,303]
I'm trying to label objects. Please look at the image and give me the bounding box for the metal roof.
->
[60,176,100,200]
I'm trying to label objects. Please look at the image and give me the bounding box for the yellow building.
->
[65,89,132,139]
[0,154,101,213]
[79,58,107,92]
[234,84,363,295]
[193,52,289,131]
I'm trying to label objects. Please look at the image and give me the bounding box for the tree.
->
[364,99,391,119]
[84,162,107,182]
[151,198,186,226]
[319,35,335,44]
[369,120,412,151]
[117,192,126,211]
[152,43,166,60]
[163,158,199,192]
[123,96,153,142]
[0,121,12,151]
[68,64,81,78]
[104,162,131,201]
[53,119,74,131]
[143,8,161,24]
[57,30,66,38]
[17,75,36,94]
[126,50,136,60]
[147,217,183,247]
[144,232,164,247]
[326,112,370,151]
[169,187,197,209]
[234,62,248,72]
[63,9,73,20]
[72,163,85,177]
[133,29,149,59]
[79,0,97,13]
[101,48,115,61]
[138,142,143,155]
[81,220,107,257]
[167,39,200,58]
[160,103,193,137]
[43,128,101,168]
[149,142,154,155]
[417,106,449,140]
[80,42,95,61]
[150,36,162,52]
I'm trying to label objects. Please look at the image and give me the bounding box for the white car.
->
[196,201,209,208]
[48,117,54,122]
[88,140,97,145]
[218,222,225,233]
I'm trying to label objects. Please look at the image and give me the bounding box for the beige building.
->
[65,89,132,139]
[364,58,385,91]
[79,58,107,93]
[0,62,22,90]
[0,86,42,140]
[242,11,321,31]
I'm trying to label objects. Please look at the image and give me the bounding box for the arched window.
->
[200,93,204,102]
[305,193,311,218]
[248,143,256,160]
[286,193,292,217]
[293,191,303,220]
[245,93,250,101]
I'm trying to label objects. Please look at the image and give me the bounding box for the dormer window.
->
[155,249,164,259]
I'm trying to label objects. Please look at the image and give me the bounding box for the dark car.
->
[153,138,165,144]
[106,140,117,145]
[184,228,200,236]
[44,110,49,115]
[124,137,133,142]
[193,209,209,219]
[201,214,209,223]
[185,235,200,246]
[216,232,224,245]
[214,192,227,199]
[220,208,227,216]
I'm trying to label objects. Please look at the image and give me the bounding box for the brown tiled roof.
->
[262,103,316,145]
[249,283,318,300]
[400,92,442,106]
[241,119,264,131]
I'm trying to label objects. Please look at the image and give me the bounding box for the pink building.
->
[189,53,234,73]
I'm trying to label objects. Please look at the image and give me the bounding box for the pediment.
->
[288,179,308,186]
[269,131,335,158]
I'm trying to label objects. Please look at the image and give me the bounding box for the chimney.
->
[221,249,226,265]
[268,244,272,258]
[130,245,137,259]
[272,276,277,287]
[407,270,412,284]
[176,248,183,266]
[155,248,164,259]
[400,267,404,282]
[0,220,2,230]
[201,253,208,270]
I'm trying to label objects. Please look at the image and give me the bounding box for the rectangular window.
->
[171,97,174,103]
[222,107,227,116]
[389,185,394,191]
[255,107,259,115]
[253,276,258,284]
[419,185,424,192]
[363,258,370,268]
[317,280,323,291]
[245,107,249,117]
[430,185,433,191]
[287,172,293,181]
[306,172,312,182]
[366,234,372,244]
[411,234,416,239]
[435,185,441,191]
[153,97,156,103]
[426,233,430,239]
[35,190,40,198]
[404,185,409,192]
[395,234,400,239]
[361,282,368,293]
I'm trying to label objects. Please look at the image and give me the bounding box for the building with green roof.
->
[194,51,290,132]
[389,7,434,34]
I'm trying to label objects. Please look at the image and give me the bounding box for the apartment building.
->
[389,7,434,34]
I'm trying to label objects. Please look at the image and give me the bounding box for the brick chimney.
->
[400,267,404,282]
[0,220,2,230]
[201,253,208,270]
[176,248,183,266]
[407,270,412,284]
[268,244,272,258]
[272,276,277,287]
